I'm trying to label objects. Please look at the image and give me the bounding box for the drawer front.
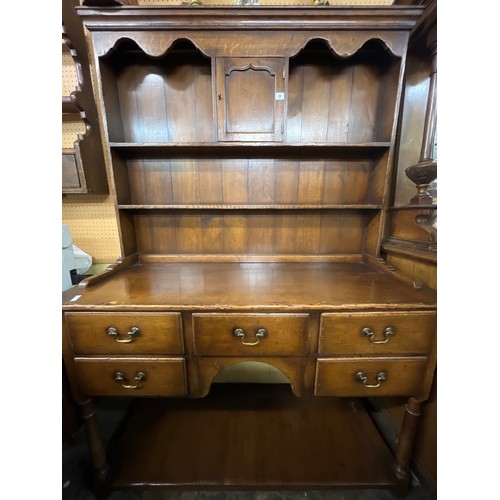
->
[65,312,183,355]
[319,312,435,355]
[192,313,310,356]
[74,357,187,397]
[314,357,428,397]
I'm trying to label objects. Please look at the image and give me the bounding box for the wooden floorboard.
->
[108,383,396,490]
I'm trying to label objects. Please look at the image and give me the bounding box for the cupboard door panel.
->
[216,58,285,142]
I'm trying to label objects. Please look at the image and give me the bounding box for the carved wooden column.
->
[405,29,437,205]
[79,398,110,482]
[393,397,423,495]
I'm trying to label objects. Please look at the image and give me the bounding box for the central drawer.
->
[192,313,310,356]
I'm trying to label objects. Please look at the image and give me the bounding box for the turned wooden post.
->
[79,398,110,481]
[393,397,423,495]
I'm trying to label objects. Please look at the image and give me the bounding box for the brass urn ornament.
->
[405,160,437,205]
[406,39,437,206]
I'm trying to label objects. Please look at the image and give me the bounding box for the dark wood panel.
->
[389,207,437,242]
[226,68,274,132]
[111,151,132,204]
[198,159,223,204]
[287,44,400,144]
[247,212,274,254]
[248,159,275,203]
[337,212,366,254]
[120,64,169,142]
[109,384,396,489]
[349,63,381,143]
[100,62,124,140]
[117,158,383,206]
[176,212,203,254]
[133,210,366,256]
[217,58,285,142]
[221,159,248,204]
[171,158,200,204]
[386,254,437,290]
[105,51,213,143]
[118,211,138,257]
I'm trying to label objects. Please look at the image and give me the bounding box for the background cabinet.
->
[62,0,108,194]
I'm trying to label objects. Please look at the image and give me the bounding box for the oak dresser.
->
[62,2,437,495]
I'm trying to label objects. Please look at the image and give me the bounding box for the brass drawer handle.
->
[114,371,147,389]
[107,326,140,343]
[233,327,268,346]
[362,326,395,344]
[355,371,387,388]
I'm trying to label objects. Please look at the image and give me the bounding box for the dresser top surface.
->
[62,261,436,312]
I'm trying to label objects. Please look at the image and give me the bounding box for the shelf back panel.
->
[287,42,400,144]
[113,156,387,207]
[102,46,214,143]
[132,209,367,256]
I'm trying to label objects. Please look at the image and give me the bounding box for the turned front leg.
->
[393,397,422,496]
[79,398,110,481]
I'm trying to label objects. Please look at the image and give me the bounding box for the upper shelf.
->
[117,204,383,210]
[109,142,391,159]
[99,37,400,145]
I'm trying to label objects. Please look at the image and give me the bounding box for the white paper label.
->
[275,92,285,100]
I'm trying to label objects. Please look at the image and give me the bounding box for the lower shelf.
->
[108,383,397,490]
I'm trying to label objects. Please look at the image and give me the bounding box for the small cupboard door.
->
[216,57,285,142]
